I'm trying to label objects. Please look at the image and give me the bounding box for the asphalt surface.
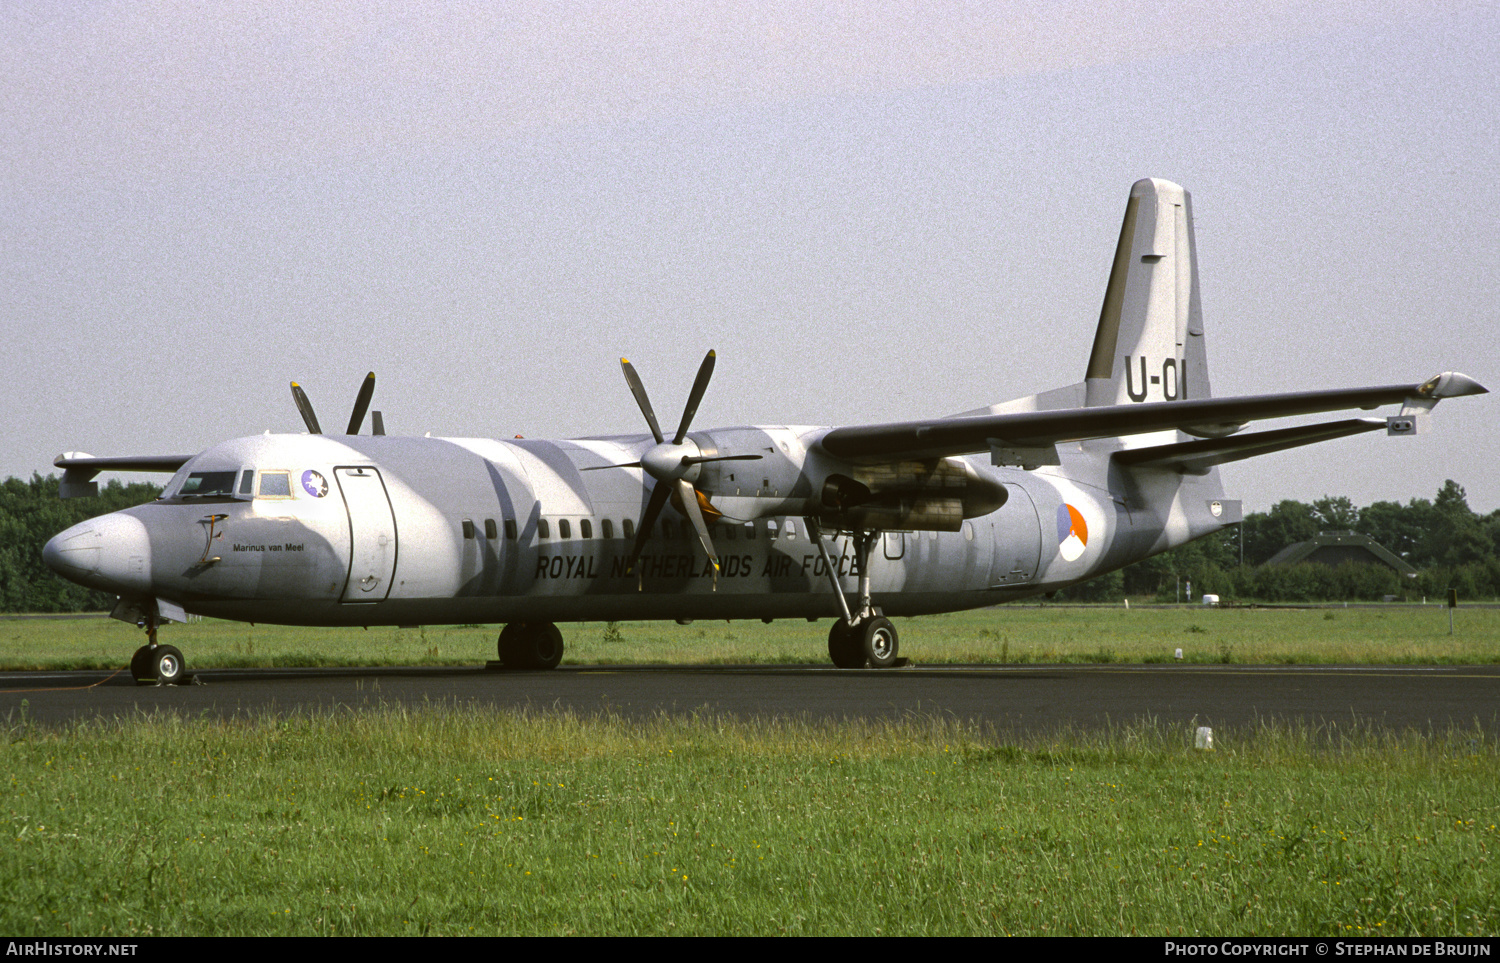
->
[2,662,1497,736]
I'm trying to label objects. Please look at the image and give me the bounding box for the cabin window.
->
[580,519,592,539]
[484,519,498,540]
[179,471,238,498]
[766,520,778,539]
[963,522,973,541]
[463,519,476,540]
[623,518,635,540]
[537,519,550,539]
[257,472,292,498]
[783,520,796,540]
[504,519,517,540]
[602,519,614,539]
[743,521,755,540]
[238,470,254,496]
[722,524,735,541]
[559,519,571,539]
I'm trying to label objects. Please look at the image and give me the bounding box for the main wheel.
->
[857,617,899,669]
[828,620,864,668]
[148,645,186,684]
[498,623,565,670]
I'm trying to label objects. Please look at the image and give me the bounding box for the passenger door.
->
[335,467,398,602]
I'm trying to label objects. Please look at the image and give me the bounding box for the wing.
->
[816,373,1486,465]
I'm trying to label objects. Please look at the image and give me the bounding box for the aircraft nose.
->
[43,513,153,595]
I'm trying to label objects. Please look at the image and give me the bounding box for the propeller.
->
[289,373,385,435]
[607,350,760,588]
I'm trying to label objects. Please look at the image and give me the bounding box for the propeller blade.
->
[673,350,716,445]
[371,411,385,436]
[620,358,665,444]
[578,461,643,472]
[679,453,763,467]
[675,478,720,590]
[626,482,673,583]
[290,382,322,434]
[346,372,376,435]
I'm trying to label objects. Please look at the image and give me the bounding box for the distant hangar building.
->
[1264,532,1418,577]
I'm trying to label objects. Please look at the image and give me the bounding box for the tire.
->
[149,645,186,684]
[129,645,154,684]
[858,617,899,669]
[828,621,864,669]
[530,623,564,670]
[498,623,564,670]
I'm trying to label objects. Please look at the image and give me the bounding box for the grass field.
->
[6,605,1496,937]
[3,708,1495,937]
[3,603,1498,671]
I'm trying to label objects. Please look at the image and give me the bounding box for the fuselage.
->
[43,426,1235,627]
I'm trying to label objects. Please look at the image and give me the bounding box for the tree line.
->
[0,475,163,612]
[1063,480,1500,603]
[1,474,1496,611]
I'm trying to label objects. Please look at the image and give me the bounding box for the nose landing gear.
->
[130,610,188,685]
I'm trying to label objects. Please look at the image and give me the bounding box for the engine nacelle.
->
[816,458,1006,532]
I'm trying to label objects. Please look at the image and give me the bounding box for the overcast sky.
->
[3,1,1496,512]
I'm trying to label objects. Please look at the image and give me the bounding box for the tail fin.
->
[1084,178,1211,408]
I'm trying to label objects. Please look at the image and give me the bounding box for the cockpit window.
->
[178,471,239,497]
[258,471,292,497]
[238,470,255,496]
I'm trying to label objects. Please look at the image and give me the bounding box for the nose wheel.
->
[131,643,186,685]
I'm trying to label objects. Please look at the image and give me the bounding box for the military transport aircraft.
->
[43,179,1486,683]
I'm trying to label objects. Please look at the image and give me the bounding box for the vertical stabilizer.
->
[1084,178,1211,408]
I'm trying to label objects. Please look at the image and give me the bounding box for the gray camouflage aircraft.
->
[44,178,1486,683]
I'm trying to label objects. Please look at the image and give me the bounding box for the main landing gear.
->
[808,521,902,669]
[129,611,188,685]
[497,622,564,670]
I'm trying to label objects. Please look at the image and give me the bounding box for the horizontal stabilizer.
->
[1111,419,1386,475]
[817,375,1482,464]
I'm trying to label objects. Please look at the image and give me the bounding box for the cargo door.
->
[991,485,1041,586]
[335,467,398,602]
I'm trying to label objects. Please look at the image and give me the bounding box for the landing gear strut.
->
[130,610,187,685]
[497,622,564,670]
[809,521,901,669]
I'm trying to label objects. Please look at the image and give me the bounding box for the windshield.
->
[178,471,239,498]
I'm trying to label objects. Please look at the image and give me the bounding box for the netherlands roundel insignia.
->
[301,470,328,498]
[1056,503,1088,561]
